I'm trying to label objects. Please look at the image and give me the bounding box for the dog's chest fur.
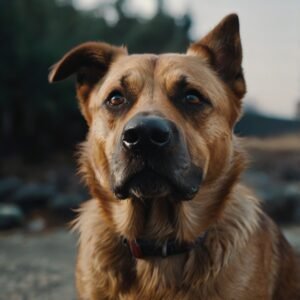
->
[74,190,280,300]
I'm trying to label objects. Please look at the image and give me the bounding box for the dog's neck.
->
[74,185,261,294]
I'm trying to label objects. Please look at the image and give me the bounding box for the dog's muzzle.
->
[111,113,203,201]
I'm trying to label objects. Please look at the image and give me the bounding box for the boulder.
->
[262,184,300,224]
[283,184,300,223]
[10,183,56,211]
[49,193,84,219]
[0,177,23,202]
[243,171,300,224]
[0,204,24,229]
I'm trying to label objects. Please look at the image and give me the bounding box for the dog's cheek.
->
[104,123,122,160]
[87,140,110,191]
[186,135,210,180]
[182,114,234,185]
[103,126,128,189]
[86,121,113,190]
[179,121,208,167]
[205,133,233,183]
[192,115,233,184]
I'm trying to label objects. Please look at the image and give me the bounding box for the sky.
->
[74,0,300,119]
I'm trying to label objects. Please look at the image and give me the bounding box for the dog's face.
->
[49,14,246,240]
[93,54,212,202]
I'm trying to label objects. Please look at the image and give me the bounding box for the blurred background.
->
[0,0,299,299]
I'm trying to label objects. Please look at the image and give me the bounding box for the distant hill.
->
[235,112,300,137]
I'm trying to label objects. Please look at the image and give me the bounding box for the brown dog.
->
[49,14,300,300]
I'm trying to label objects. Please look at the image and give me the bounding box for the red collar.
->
[123,233,206,259]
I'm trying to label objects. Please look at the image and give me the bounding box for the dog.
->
[49,14,300,300]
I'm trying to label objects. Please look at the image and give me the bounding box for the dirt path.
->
[0,230,77,300]
[0,227,299,300]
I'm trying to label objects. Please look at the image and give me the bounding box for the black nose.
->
[122,115,172,151]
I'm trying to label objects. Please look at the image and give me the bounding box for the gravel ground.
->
[0,230,77,300]
[0,227,299,300]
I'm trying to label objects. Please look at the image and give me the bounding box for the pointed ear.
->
[187,14,246,99]
[49,42,127,123]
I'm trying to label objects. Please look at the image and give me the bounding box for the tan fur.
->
[50,14,300,300]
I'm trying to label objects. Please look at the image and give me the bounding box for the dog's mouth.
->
[113,165,203,201]
[117,169,171,199]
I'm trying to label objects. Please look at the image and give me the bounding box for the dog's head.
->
[49,14,246,240]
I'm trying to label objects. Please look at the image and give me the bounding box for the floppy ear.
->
[187,14,246,99]
[49,42,127,123]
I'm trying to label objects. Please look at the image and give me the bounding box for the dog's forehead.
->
[108,53,214,88]
[113,54,158,71]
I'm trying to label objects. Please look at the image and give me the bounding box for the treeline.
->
[0,0,191,160]
[235,112,300,137]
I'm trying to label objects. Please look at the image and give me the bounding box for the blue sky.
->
[74,0,300,119]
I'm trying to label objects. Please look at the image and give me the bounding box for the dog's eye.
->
[106,91,127,107]
[184,93,201,105]
[183,91,208,106]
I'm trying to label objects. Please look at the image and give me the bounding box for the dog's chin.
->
[114,169,171,200]
[127,170,171,199]
[113,169,201,201]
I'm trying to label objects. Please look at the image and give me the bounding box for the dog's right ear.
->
[187,14,245,100]
[49,42,127,123]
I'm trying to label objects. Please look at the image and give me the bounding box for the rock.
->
[0,204,24,229]
[49,193,84,219]
[283,184,300,200]
[243,171,300,224]
[283,184,300,223]
[0,177,23,202]
[262,184,300,224]
[281,166,300,181]
[242,170,272,193]
[11,183,56,211]
[26,217,46,233]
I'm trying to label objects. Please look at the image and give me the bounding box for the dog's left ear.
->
[48,42,127,123]
[187,14,246,99]
[48,42,126,85]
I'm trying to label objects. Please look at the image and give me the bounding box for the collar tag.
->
[128,239,144,258]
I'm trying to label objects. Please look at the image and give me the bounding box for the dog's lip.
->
[113,168,169,199]
[113,167,201,201]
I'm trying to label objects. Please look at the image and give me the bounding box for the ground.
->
[0,227,299,300]
[0,230,76,300]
